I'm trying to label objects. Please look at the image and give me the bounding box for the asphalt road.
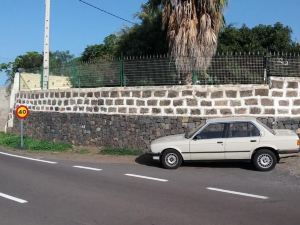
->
[1,150,300,225]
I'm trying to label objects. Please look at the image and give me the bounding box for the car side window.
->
[249,123,260,137]
[195,123,225,140]
[228,122,260,138]
[228,122,249,138]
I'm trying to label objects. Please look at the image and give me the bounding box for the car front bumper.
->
[148,153,161,161]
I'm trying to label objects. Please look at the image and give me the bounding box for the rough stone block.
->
[220,109,232,115]
[73,92,79,98]
[142,91,152,98]
[264,108,275,115]
[245,99,258,105]
[279,100,289,106]
[98,99,104,105]
[87,92,93,98]
[205,109,217,115]
[101,91,109,97]
[132,91,141,98]
[154,91,166,97]
[240,90,253,97]
[191,109,201,115]
[272,91,283,97]
[118,107,127,113]
[115,99,124,105]
[270,80,284,89]
[91,100,98,105]
[94,92,100,98]
[286,91,298,97]
[255,89,269,96]
[147,100,158,106]
[211,91,223,98]
[201,100,212,106]
[80,92,85,98]
[195,91,207,98]
[226,90,237,98]
[108,107,116,113]
[176,108,188,114]
[121,91,131,97]
[84,99,90,105]
[187,99,198,106]
[250,107,261,114]
[215,100,228,106]
[160,100,171,106]
[64,100,69,106]
[106,99,113,105]
[66,92,71,98]
[70,99,76,105]
[182,90,193,96]
[126,99,134,105]
[137,100,145,106]
[140,108,149,114]
[261,98,274,106]
[168,90,179,98]
[164,108,174,114]
[173,100,184,106]
[292,109,300,115]
[235,108,247,114]
[230,100,241,107]
[287,82,298,89]
[152,108,161,114]
[110,91,119,98]
[129,108,137,114]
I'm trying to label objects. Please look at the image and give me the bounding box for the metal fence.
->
[20,53,300,90]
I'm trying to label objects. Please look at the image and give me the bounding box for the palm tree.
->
[162,0,227,84]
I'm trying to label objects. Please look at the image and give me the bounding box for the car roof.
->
[206,117,257,123]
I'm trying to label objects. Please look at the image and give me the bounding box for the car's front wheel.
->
[252,149,277,171]
[161,149,182,169]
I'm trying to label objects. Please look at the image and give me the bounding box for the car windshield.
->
[256,119,275,135]
[185,122,206,139]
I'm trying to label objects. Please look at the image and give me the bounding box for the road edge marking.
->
[207,187,269,200]
[0,151,57,164]
[0,192,28,204]
[125,173,168,182]
[73,166,102,171]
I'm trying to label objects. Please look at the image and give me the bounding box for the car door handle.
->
[250,140,257,142]
[217,141,223,144]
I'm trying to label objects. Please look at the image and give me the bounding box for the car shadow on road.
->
[135,154,255,171]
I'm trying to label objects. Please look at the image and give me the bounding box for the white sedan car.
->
[150,117,300,171]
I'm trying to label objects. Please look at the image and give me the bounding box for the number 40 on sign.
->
[15,105,30,149]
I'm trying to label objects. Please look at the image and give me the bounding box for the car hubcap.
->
[257,154,273,169]
[165,153,178,167]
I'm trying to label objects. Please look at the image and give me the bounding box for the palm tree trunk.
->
[181,72,193,85]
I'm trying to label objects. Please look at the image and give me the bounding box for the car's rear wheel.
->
[252,149,277,171]
[161,149,182,169]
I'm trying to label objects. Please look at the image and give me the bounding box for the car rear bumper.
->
[278,148,300,154]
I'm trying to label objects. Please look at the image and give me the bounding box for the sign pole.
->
[20,120,24,149]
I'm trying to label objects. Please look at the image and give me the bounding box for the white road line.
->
[73,166,102,171]
[125,174,168,182]
[207,187,269,200]
[0,192,28,204]
[0,151,57,164]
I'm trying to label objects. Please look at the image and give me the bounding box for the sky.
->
[0,0,299,86]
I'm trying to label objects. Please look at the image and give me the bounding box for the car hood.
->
[152,134,186,144]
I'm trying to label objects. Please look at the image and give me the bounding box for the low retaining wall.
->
[10,76,300,151]
[0,88,9,131]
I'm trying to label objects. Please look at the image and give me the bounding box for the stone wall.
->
[0,87,10,131]
[10,76,300,151]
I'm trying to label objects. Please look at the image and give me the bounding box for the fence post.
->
[119,57,125,87]
[192,71,197,85]
[263,55,268,84]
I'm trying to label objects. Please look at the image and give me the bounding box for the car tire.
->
[161,149,182,169]
[252,149,277,171]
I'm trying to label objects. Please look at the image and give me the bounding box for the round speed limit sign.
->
[16,105,30,120]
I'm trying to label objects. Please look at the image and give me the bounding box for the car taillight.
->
[297,140,300,146]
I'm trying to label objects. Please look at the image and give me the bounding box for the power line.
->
[78,0,137,25]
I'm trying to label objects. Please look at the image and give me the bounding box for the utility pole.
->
[43,0,50,89]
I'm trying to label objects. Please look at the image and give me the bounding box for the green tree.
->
[218,22,300,53]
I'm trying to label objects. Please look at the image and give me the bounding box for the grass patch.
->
[0,132,72,152]
[100,147,143,156]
